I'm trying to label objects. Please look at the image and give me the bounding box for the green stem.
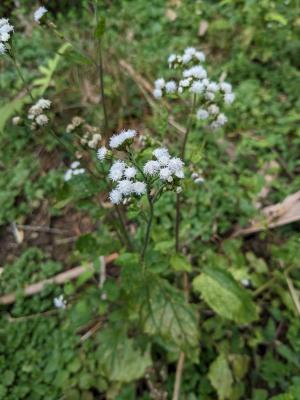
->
[97,41,109,133]
[140,188,154,263]
[10,56,34,101]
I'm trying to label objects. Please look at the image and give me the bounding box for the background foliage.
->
[0,0,300,399]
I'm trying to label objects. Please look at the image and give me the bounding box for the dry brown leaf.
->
[233,191,300,236]
[165,8,177,21]
[198,20,209,36]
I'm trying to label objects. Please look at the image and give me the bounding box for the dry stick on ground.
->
[0,253,118,305]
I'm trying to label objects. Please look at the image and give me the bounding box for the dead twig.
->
[0,253,118,305]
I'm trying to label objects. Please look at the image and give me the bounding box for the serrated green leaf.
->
[96,329,151,383]
[139,275,199,359]
[193,267,258,323]
[209,354,233,400]
[170,254,192,272]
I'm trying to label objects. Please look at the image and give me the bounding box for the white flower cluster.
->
[53,294,67,309]
[109,129,137,149]
[191,172,205,185]
[108,161,146,204]
[143,148,184,182]
[97,146,108,161]
[153,46,235,129]
[66,117,102,149]
[34,6,48,23]
[28,98,51,127]
[64,161,85,182]
[0,18,14,55]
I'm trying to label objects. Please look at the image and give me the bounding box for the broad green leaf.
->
[229,354,250,380]
[94,16,106,40]
[265,12,288,26]
[139,275,199,359]
[209,354,233,400]
[96,329,151,383]
[170,254,192,272]
[193,266,258,323]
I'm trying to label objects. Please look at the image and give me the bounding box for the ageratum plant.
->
[1,6,260,400]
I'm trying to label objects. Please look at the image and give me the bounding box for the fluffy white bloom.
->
[109,129,136,149]
[182,53,192,64]
[109,160,126,181]
[202,78,209,86]
[168,54,177,66]
[208,104,219,115]
[195,177,204,184]
[207,82,219,92]
[168,157,184,174]
[165,80,177,93]
[160,167,172,181]
[34,6,48,23]
[153,88,163,98]
[109,189,122,204]
[64,169,73,182]
[71,161,80,169]
[224,92,235,104]
[176,186,182,194]
[124,166,137,179]
[216,113,227,125]
[97,146,107,161]
[0,18,9,27]
[0,32,10,42]
[143,160,160,176]
[190,80,204,94]
[133,181,146,195]
[54,295,66,309]
[197,109,209,120]
[0,42,6,55]
[179,78,191,88]
[36,98,51,109]
[117,179,134,195]
[220,82,232,93]
[73,168,85,175]
[205,92,215,101]
[184,47,196,56]
[195,51,205,62]
[0,21,13,35]
[175,169,184,179]
[154,78,165,89]
[153,147,169,159]
[183,65,207,79]
[36,114,49,126]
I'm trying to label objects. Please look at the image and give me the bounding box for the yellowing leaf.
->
[209,354,233,400]
[193,266,258,324]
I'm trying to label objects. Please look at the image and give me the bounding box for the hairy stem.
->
[97,42,109,132]
[140,189,154,263]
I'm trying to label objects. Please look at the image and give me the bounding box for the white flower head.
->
[205,91,215,101]
[36,98,51,109]
[179,78,191,88]
[97,146,107,161]
[195,51,205,62]
[207,82,219,92]
[182,53,192,64]
[35,114,49,126]
[124,166,137,179]
[220,82,232,93]
[0,42,6,55]
[143,160,160,176]
[34,6,48,23]
[153,88,163,98]
[0,32,10,42]
[168,53,177,66]
[208,104,219,115]
[224,92,235,104]
[160,167,172,181]
[117,179,134,195]
[109,129,137,149]
[184,47,196,56]
[153,147,170,161]
[109,189,122,204]
[0,21,13,35]
[54,295,66,309]
[165,80,177,94]
[133,181,146,195]
[168,157,184,174]
[71,161,80,169]
[154,78,165,89]
[196,109,209,120]
[216,113,227,126]
[190,80,204,94]
[109,160,126,181]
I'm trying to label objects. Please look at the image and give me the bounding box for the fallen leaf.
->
[233,191,300,236]
[198,20,209,36]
